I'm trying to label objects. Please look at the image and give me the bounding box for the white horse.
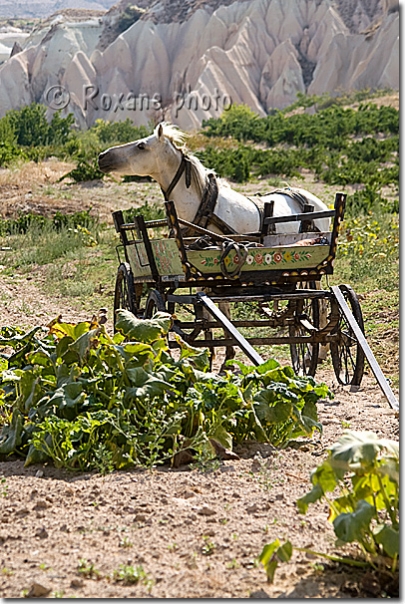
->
[98,122,330,367]
[98,122,330,235]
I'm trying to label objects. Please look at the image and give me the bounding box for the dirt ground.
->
[0,152,400,599]
[0,267,399,599]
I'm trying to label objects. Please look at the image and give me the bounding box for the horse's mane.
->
[154,122,210,198]
[155,122,187,147]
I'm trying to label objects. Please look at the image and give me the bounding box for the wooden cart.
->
[112,193,398,411]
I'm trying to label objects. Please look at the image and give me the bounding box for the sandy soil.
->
[0,274,399,599]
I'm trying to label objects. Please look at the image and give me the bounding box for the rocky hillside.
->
[0,0,116,19]
[0,0,399,129]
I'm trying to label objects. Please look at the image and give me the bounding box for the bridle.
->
[160,150,236,236]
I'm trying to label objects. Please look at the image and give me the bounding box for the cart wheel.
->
[330,284,365,387]
[289,282,320,377]
[165,296,205,343]
[114,263,137,327]
[144,289,167,318]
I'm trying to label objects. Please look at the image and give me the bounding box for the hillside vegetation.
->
[0,90,398,215]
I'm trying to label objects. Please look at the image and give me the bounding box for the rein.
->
[161,153,192,201]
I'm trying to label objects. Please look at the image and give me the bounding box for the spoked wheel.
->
[144,289,167,318]
[330,284,365,387]
[168,299,205,344]
[114,263,137,328]
[289,282,320,377]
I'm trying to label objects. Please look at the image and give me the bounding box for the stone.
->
[27,582,51,598]
[35,527,48,539]
[197,506,216,516]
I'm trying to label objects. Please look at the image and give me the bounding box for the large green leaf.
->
[209,424,233,451]
[297,461,338,515]
[253,398,292,424]
[258,539,281,566]
[258,539,293,583]
[68,329,102,363]
[373,524,399,558]
[47,382,86,412]
[296,483,324,514]
[333,499,375,543]
[115,309,172,343]
[255,358,281,374]
[173,334,210,372]
[329,431,398,474]
[0,409,23,455]
[125,367,172,400]
[48,320,92,341]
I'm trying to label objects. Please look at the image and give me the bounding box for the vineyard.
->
[0,90,399,598]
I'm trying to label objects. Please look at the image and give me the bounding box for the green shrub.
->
[0,209,98,235]
[0,313,331,470]
[122,201,165,223]
[91,118,150,146]
[259,431,399,583]
[5,104,74,147]
[0,141,25,166]
[59,159,105,182]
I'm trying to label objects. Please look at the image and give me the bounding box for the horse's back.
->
[258,187,330,233]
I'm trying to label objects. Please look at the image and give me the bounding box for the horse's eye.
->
[138,142,146,150]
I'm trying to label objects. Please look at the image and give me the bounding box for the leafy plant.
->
[201,536,216,556]
[0,209,98,236]
[0,311,330,471]
[337,213,399,289]
[1,476,7,497]
[60,159,105,183]
[113,564,150,586]
[77,558,100,579]
[201,98,398,207]
[3,104,74,147]
[91,118,150,146]
[122,200,165,223]
[259,431,399,583]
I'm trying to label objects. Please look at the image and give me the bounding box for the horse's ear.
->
[157,123,164,139]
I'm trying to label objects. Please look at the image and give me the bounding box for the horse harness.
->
[161,152,317,237]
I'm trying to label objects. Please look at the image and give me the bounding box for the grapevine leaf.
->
[329,431,398,473]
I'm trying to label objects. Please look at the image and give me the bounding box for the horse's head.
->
[98,123,183,177]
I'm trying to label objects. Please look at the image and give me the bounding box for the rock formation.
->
[0,0,399,129]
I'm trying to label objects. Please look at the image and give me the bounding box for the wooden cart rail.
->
[112,193,346,288]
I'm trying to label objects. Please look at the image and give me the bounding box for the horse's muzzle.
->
[98,151,114,173]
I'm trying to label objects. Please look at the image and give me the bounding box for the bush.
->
[91,118,150,146]
[5,104,74,147]
[59,159,105,182]
[122,201,165,223]
[0,313,331,470]
[0,141,25,166]
[0,209,98,235]
[259,431,399,585]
